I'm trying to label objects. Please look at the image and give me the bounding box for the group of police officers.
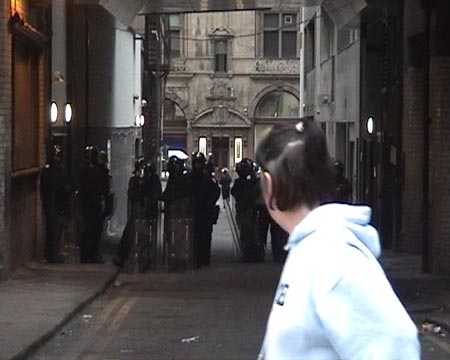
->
[41,143,351,269]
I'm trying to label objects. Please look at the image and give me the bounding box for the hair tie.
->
[295,121,305,133]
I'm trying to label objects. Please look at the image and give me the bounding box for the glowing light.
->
[64,103,73,123]
[367,116,374,135]
[50,102,58,123]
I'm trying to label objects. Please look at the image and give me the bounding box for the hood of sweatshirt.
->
[286,203,381,259]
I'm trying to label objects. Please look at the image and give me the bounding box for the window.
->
[304,20,315,72]
[13,38,39,172]
[321,11,335,62]
[214,40,228,73]
[263,12,298,59]
[255,91,300,118]
[169,14,180,58]
[199,137,207,155]
[234,137,243,164]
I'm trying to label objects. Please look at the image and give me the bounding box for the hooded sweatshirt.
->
[258,203,420,360]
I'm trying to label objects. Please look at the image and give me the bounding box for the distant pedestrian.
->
[219,168,232,203]
[256,121,420,360]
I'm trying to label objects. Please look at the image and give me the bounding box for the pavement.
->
[2,213,450,359]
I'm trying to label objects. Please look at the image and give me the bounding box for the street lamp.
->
[64,102,73,123]
[50,101,58,123]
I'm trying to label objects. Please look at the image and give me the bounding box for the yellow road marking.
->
[110,297,138,331]
[92,297,124,332]
[424,333,450,354]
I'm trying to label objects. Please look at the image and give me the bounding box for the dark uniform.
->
[334,160,352,203]
[231,158,264,262]
[113,158,162,269]
[40,145,70,263]
[189,152,220,267]
[254,178,288,264]
[161,156,195,271]
[79,146,110,263]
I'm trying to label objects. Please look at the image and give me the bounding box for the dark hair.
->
[255,120,335,211]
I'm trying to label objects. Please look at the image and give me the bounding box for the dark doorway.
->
[212,137,229,170]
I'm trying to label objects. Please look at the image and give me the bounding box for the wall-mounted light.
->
[366,116,374,135]
[64,103,73,123]
[135,114,145,127]
[50,101,58,123]
[141,98,148,108]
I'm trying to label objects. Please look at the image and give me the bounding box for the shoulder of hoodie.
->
[288,224,380,301]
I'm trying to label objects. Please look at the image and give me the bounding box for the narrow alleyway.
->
[30,206,450,360]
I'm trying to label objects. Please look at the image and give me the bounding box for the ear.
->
[260,171,273,207]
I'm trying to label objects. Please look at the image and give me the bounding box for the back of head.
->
[167,155,184,176]
[255,120,334,211]
[236,158,254,179]
[191,151,206,172]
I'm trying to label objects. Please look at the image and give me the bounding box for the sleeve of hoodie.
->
[315,246,421,360]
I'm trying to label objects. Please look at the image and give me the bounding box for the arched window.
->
[254,90,299,153]
[164,99,186,126]
[163,99,187,152]
[255,90,299,118]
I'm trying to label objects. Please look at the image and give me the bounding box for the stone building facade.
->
[163,9,301,171]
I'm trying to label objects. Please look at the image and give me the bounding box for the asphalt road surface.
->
[32,208,450,360]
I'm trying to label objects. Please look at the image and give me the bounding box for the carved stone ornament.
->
[255,59,300,74]
[208,79,235,100]
[193,107,251,128]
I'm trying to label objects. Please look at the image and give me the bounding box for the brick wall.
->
[0,1,47,277]
[429,57,450,274]
[400,68,424,253]
[0,1,13,279]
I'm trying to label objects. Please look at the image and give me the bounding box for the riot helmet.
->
[134,157,146,178]
[191,151,206,172]
[47,144,62,166]
[99,150,108,168]
[334,160,345,177]
[167,156,184,177]
[85,145,100,165]
[236,158,253,179]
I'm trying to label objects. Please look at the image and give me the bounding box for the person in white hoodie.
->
[255,120,420,360]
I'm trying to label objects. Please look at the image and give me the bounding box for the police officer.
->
[79,145,110,263]
[162,156,190,203]
[40,144,71,263]
[113,157,159,268]
[231,158,264,262]
[334,159,352,203]
[190,152,220,267]
[99,150,114,221]
[143,161,162,220]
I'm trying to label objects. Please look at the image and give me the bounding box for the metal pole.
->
[84,9,89,146]
[422,1,431,273]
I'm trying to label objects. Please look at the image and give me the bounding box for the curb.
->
[10,268,120,360]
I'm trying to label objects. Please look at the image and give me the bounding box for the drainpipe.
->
[422,0,431,273]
